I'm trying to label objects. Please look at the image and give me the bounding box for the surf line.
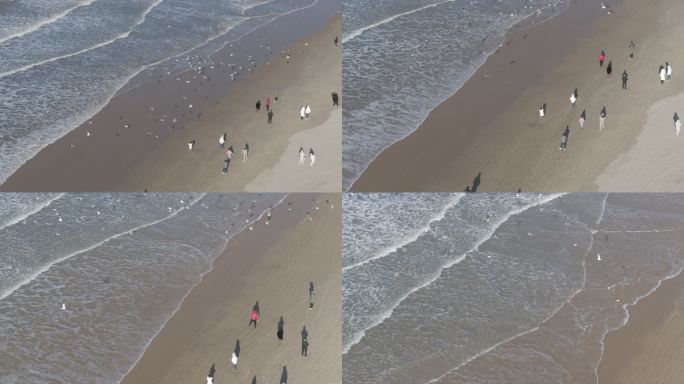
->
[0,193,205,302]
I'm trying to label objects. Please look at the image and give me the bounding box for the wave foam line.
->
[342,0,454,44]
[0,193,205,302]
[343,193,565,354]
[343,194,464,271]
[0,193,65,231]
[0,0,166,79]
[425,215,595,384]
[0,0,98,45]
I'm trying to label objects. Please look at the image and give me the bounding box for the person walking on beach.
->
[309,148,315,166]
[559,126,569,150]
[267,109,274,124]
[334,36,339,47]
[299,106,306,120]
[207,363,215,383]
[539,103,546,118]
[332,92,339,107]
[299,147,306,165]
[265,97,271,111]
[226,146,234,160]
[256,100,261,112]
[599,50,606,67]
[243,143,249,161]
[301,326,309,356]
[600,106,607,131]
[188,140,195,151]
[249,301,260,328]
[579,110,586,128]
[280,366,288,384]
[622,70,629,89]
[606,60,612,78]
[219,133,225,149]
[277,316,285,345]
[666,62,672,80]
[660,65,666,84]
[309,282,315,309]
[305,104,311,119]
[570,91,577,109]
[222,157,230,175]
[674,112,681,135]
[231,352,238,371]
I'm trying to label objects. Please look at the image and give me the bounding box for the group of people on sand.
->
[298,147,316,166]
[299,105,312,120]
[659,62,673,84]
[219,135,249,175]
[205,282,317,384]
[256,96,277,124]
[537,40,680,152]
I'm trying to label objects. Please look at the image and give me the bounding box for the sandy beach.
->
[351,0,684,192]
[121,193,341,384]
[598,269,684,384]
[1,3,341,192]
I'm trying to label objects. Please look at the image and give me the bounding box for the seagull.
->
[597,253,602,261]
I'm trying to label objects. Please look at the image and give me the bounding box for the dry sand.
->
[598,269,684,384]
[1,6,341,192]
[246,108,341,192]
[121,193,341,384]
[351,0,684,192]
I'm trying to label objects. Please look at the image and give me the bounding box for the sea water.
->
[0,0,318,185]
[0,193,284,383]
[341,0,569,189]
[343,193,684,383]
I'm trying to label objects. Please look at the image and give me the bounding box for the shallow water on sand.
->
[0,193,283,383]
[343,193,684,383]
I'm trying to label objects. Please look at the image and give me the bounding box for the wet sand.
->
[598,269,684,384]
[1,3,341,192]
[351,0,684,192]
[121,193,341,384]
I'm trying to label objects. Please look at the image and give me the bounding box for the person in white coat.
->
[309,148,315,166]
[219,134,225,149]
[666,62,672,80]
[660,65,667,84]
[305,105,311,119]
[299,106,306,120]
[231,352,238,371]
[299,147,306,165]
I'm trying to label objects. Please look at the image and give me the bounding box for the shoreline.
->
[342,1,570,190]
[1,1,341,192]
[120,193,341,384]
[598,265,684,383]
[351,0,684,192]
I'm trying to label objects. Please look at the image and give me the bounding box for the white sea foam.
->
[343,194,464,271]
[343,193,565,354]
[0,193,205,301]
[0,0,100,45]
[342,0,454,44]
[0,193,65,231]
[0,0,165,79]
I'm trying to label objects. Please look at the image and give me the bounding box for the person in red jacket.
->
[599,50,606,67]
[249,301,260,328]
